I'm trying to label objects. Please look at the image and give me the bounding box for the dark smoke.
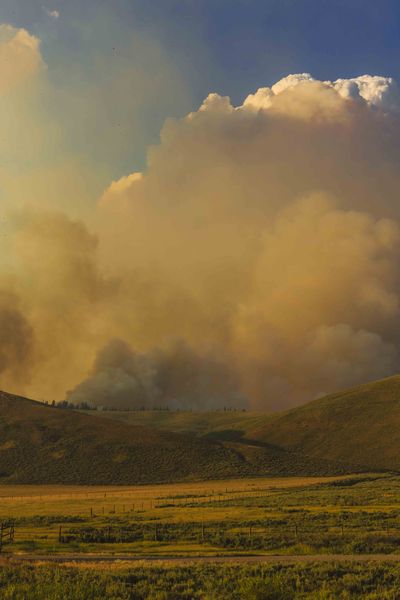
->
[0,292,34,382]
[66,338,246,410]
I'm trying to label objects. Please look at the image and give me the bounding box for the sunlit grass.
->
[0,473,398,557]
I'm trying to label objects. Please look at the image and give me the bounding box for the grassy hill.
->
[247,375,400,471]
[90,409,273,437]
[0,391,353,484]
[3,372,394,483]
[93,375,400,473]
[0,391,239,485]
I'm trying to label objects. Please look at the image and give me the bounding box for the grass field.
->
[5,560,400,599]
[2,473,400,558]
[3,474,400,598]
[0,475,355,557]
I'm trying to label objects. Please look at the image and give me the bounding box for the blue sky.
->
[2,0,400,177]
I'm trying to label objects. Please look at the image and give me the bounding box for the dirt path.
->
[5,553,400,565]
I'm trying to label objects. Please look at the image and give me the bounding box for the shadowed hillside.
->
[0,391,354,484]
[88,409,274,438]
[0,391,241,484]
[92,376,400,473]
[247,375,400,471]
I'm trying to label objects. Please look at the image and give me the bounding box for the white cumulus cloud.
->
[242,73,400,113]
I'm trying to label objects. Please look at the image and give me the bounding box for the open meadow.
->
[1,473,400,558]
[3,474,400,598]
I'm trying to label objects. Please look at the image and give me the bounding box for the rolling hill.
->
[0,391,352,484]
[0,390,239,484]
[247,375,400,471]
[88,409,274,438]
[93,375,400,473]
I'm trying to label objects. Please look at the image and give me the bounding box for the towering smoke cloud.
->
[3,46,400,410]
[94,73,400,408]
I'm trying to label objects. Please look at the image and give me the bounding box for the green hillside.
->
[249,375,400,471]
[0,391,352,484]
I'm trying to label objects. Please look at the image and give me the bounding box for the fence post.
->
[58,525,62,543]
[294,524,298,541]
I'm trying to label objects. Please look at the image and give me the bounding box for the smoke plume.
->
[66,339,244,410]
[4,33,400,411]
[93,74,400,408]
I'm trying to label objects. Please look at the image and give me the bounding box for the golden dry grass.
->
[0,473,384,558]
[0,474,362,517]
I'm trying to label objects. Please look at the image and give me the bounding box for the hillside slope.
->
[0,391,352,484]
[0,391,238,484]
[250,375,400,471]
[86,408,367,476]
[90,409,273,437]
[93,376,400,473]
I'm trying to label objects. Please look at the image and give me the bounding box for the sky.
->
[2,0,400,179]
[3,1,400,409]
